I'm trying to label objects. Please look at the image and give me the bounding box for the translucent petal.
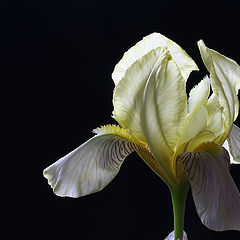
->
[113,47,167,142]
[43,134,138,198]
[198,40,240,142]
[183,106,212,152]
[164,230,188,240]
[226,124,240,163]
[112,32,198,86]
[205,93,225,142]
[178,144,240,231]
[141,50,187,179]
[181,77,213,152]
[113,33,198,143]
[188,76,210,113]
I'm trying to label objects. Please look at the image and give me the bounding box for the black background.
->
[4,1,240,239]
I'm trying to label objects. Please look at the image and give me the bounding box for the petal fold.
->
[43,133,138,198]
[142,49,187,179]
[178,144,240,231]
[112,32,198,86]
[113,47,167,142]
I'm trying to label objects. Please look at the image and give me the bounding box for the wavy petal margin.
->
[198,40,240,143]
[112,32,198,85]
[43,131,138,198]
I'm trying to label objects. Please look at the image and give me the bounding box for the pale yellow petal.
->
[188,76,210,113]
[141,50,187,178]
[181,77,213,152]
[112,47,167,142]
[183,106,211,151]
[112,33,198,143]
[198,40,240,143]
[205,93,225,141]
[112,32,198,86]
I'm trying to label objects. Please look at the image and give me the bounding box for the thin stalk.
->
[170,182,189,240]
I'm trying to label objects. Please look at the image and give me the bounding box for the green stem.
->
[170,182,189,240]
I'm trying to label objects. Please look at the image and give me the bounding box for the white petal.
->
[178,145,240,231]
[226,124,240,163]
[164,230,188,240]
[43,134,137,198]
[198,40,240,142]
[222,140,236,164]
[141,50,187,178]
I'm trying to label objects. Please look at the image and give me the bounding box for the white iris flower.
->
[43,33,240,240]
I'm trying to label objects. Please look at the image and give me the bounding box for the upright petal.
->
[113,47,167,142]
[112,32,198,85]
[141,50,187,178]
[188,76,210,113]
[43,128,139,198]
[178,143,240,231]
[198,40,240,142]
[205,93,225,140]
[113,33,198,143]
[181,77,213,152]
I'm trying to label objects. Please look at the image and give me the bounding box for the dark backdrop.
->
[4,1,240,240]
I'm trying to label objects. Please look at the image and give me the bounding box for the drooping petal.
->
[112,32,198,86]
[95,125,172,184]
[141,49,187,179]
[198,40,240,143]
[225,124,240,164]
[164,230,188,240]
[113,33,198,143]
[43,130,138,198]
[178,143,240,231]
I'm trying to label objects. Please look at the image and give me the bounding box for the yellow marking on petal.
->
[93,124,174,185]
[194,141,220,153]
[93,124,147,149]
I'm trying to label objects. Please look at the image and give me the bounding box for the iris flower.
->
[43,33,240,240]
